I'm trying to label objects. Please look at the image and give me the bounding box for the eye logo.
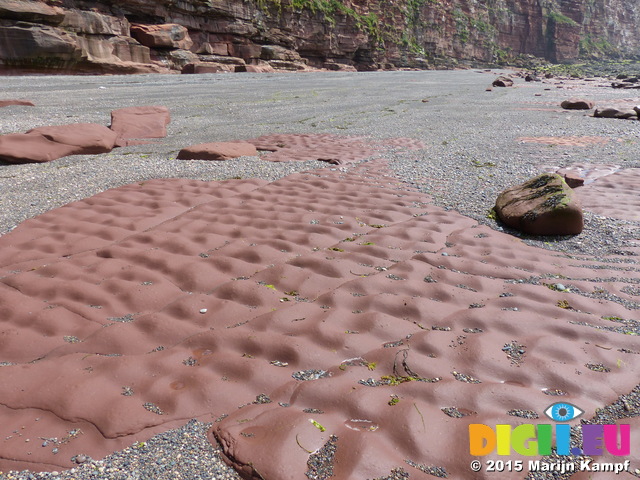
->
[544,402,584,422]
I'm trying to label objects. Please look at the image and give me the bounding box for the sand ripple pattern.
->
[0,160,638,478]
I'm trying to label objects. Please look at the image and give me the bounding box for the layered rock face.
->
[0,0,638,74]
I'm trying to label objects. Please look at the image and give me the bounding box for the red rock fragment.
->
[563,172,584,188]
[0,99,34,107]
[182,63,223,74]
[0,123,117,164]
[492,75,513,87]
[593,106,637,119]
[109,106,170,146]
[176,141,258,160]
[560,98,594,110]
[130,24,193,50]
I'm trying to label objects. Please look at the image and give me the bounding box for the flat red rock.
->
[0,158,637,478]
[109,106,171,146]
[245,133,375,163]
[560,97,595,110]
[0,99,34,107]
[176,141,258,160]
[130,23,193,50]
[0,123,117,164]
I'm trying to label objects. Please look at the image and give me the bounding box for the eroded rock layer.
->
[0,0,639,74]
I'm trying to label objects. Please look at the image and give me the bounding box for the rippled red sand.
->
[518,136,610,146]
[576,168,640,222]
[0,159,638,479]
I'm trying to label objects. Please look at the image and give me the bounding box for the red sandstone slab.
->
[575,168,640,222]
[0,99,34,107]
[109,106,171,146]
[0,123,117,164]
[177,141,258,160]
[245,133,376,163]
[0,142,638,479]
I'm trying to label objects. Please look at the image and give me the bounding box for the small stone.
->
[492,76,513,87]
[560,98,594,110]
[199,308,207,314]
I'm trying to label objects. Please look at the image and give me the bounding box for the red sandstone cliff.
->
[0,0,638,74]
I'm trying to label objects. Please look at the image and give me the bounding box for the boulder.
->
[109,106,170,146]
[151,48,198,70]
[130,24,193,50]
[492,76,513,87]
[260,45,302,62]
[177,142,258,160]
[611,81,640,90]
[560,98,594,110]
[494,173,583,236]
[0,24,83,69]
[593,107,637,119]
[109,36,151,64]
[182,62,224,74]
[0,0,65,25]
[0,123,117,164]
[197,54,245,65]
[61,10,129,36]
[0,99,34,107]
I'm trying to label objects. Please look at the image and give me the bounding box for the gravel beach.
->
[1,69,639,480]
[1,70,639,257]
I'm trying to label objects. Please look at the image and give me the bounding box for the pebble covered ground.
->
[1,68,639,479]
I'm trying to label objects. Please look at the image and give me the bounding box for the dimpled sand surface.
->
[0,158,638,478]
[0,71,639,479]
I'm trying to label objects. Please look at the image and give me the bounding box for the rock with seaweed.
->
[494,173,583,236]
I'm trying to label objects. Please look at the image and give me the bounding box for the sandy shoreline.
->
[0,70,639,479]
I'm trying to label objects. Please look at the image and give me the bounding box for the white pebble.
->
[199,308,207,314]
